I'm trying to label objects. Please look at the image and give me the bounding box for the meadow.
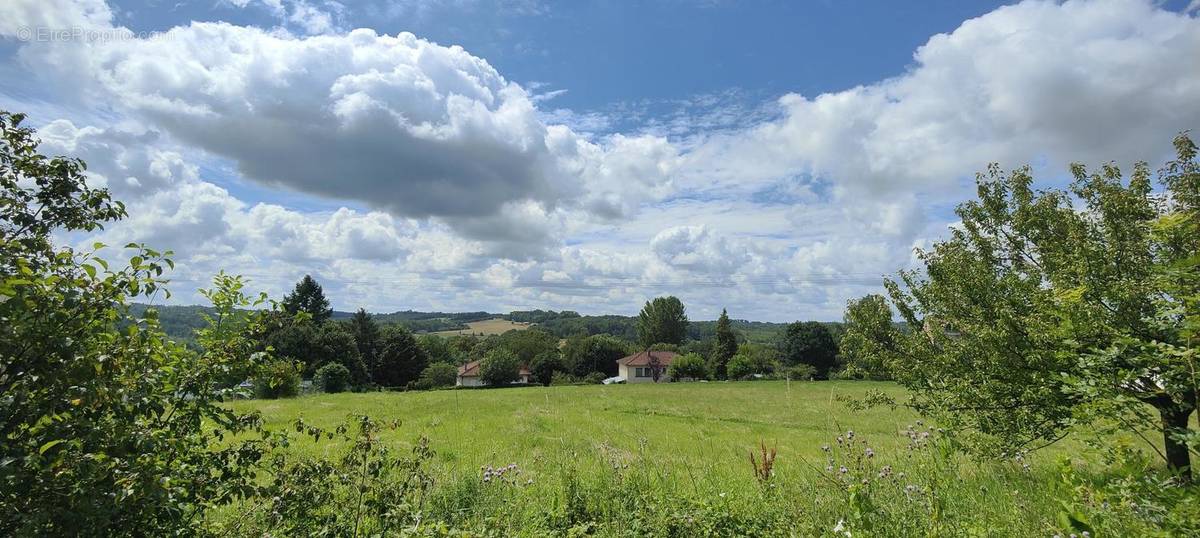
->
[430,317,533,337]
[225,381,1164,536]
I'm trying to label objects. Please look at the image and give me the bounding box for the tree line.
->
[249,278,849,394]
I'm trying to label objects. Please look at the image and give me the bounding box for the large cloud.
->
[3,8,677,251]
[683,0,1200,201]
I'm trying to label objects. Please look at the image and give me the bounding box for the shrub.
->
[776,363,816,381]
[255,358,303,398]
[480,348,521,386]
[582,372,608,384]
[667,352,708,380]
[550,371,577,386]
[727,343,780,380]
[314,362,352,393]
[415,363,458,389]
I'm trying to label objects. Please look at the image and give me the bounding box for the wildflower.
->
[864,448,874,458]
[839,466,848,474]
[821,444,830,452]
[846,430,855,440]
[832,518,851,537]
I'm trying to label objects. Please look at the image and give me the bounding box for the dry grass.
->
[430,317,532,337]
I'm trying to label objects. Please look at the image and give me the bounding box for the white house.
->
[456,359,533,387]
[615,350,678,383]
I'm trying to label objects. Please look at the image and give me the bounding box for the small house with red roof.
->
[456,359,533,387]
[615,350,678,383]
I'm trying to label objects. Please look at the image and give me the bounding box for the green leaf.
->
[39,439,65,455]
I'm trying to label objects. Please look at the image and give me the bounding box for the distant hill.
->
[130,304,830,346]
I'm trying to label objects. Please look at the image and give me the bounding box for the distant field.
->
[429,317,531,336]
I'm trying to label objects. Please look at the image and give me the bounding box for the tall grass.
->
[222,382,1196,536]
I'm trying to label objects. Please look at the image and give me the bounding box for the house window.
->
[635,367,650,377]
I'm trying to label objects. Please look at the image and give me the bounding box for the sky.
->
[1,0,1198,322]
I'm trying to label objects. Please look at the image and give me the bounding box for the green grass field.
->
[225,381,1153,536]
[234,381,918,467]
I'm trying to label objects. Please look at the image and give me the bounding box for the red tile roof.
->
[457,359,532,377]
[615,350,679,367]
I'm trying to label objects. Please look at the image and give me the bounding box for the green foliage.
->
[479,348,522,386]
[219,417,435,536]
[255,358,303,398]
[495,327,559,364]
[314,361,352,393]
[348,308,381,369]
[843,134,1200,479]
[778,363,817,380]
[667,352,708,380]
[637,296,689,347]
[375,325,429,389]
[530,351,564,386]
[710,309,738,379]
[415,362,458,390]
[726,343,780,379]
[0,112,279,535]
[263,319,366,384]
[779,321,839,378]
[281,274,333,323]
[563,334,629,377]
[418,334,453,364]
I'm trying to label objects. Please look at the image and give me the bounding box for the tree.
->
[563,334,629,377]
[667,353,708,381]
[415,363,458,389]
[529,351,564,386]
[266,321,365,384]
[496,328,559,364]
[374,326,428,388]
[418,334,453,364]
[349,308,380,370]
[779,321,839,378]
[479,348,521,386]
[282,274,332,323]
[637,296,689,347]
[842,135,1200,480]
[710,308,738,379]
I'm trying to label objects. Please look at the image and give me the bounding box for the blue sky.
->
[2,0,1199,321]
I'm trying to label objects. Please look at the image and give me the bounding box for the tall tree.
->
[374,325,428,388]
[479,348,521,386]
[710,308,738,380]
[282,274,332,323]
[636,296,689,347]
[349,308,380,371]
[842,135,1200,481]
[563,334,629,377]
[779,321,839,378]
